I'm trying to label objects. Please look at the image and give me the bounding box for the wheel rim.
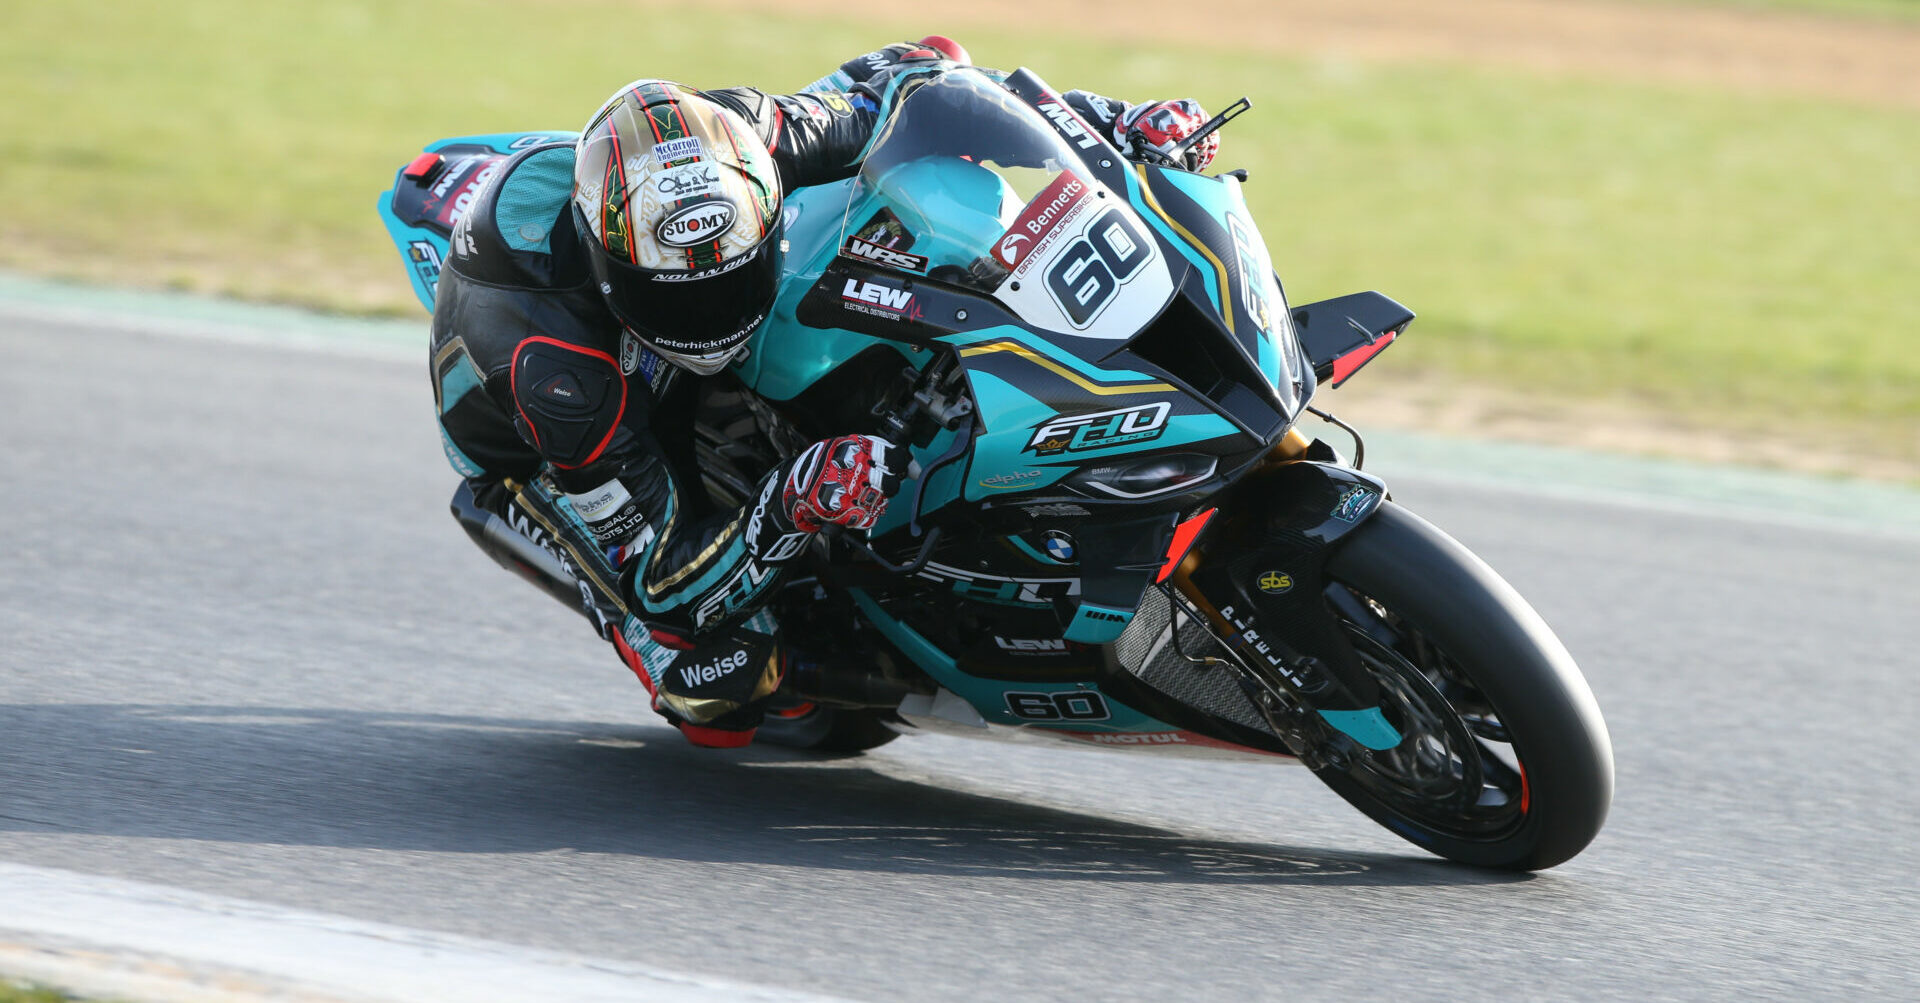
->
[1328,587,1529,841]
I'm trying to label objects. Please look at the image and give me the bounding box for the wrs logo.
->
[841,237,928,273]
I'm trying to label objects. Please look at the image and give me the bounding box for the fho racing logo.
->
[1025,401,1170,457]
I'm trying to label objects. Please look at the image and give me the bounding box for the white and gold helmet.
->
[573,80,784,375]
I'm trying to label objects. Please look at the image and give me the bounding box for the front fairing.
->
[734,68,1317,644]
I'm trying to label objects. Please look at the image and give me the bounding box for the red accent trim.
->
[649,628,694,651]
[1156,508,1217,583]
[1519,762,1531,815]
[767,701,816,720]
[917,35,970,64]
[678,722,756,748]
[508,337,628,469]
[901,48,938,60]
[1329,330,1397,387]
[402,152,444,181]
[610,630,656,695]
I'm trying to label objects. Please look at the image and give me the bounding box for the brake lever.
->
[823,523,944,577]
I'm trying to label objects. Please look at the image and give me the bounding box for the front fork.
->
[1164,434,1404,762]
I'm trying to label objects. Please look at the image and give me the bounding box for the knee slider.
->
[511,337,627,468]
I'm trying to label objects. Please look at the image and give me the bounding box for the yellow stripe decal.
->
[959,341,1174,396]
[1131,165,1233,337]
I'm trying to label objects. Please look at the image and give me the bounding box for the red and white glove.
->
[783,435,904,533]
[1115,99,1219,172]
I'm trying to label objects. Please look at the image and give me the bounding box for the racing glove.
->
[783,435,904,533]
[1115,99,1219,172]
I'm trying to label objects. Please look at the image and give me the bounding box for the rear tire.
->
[1304,502,1613,870]
[756,704,903,753]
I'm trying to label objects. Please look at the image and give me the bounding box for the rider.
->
[429,38,1222,747]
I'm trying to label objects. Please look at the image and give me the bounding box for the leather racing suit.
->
[428,43,1170,742]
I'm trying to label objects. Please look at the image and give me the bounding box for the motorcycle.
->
[378,66,1612,870]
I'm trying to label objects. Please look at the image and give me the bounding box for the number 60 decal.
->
[1044,208,1151,329]
[1005,690,1112,721]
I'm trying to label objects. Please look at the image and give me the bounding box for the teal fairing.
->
[723,69,1322,725]
[736,69,1310,527]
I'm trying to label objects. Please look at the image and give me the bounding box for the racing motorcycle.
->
[379,67,1612,870]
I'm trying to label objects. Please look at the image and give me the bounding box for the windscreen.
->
[838,70,1174,339]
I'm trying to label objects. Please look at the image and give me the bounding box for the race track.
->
[3,309,1917,999]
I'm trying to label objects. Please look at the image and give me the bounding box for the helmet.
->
[572,80,784,375]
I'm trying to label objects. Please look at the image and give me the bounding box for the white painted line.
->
[0,862,854,1003]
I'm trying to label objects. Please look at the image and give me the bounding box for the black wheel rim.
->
[1326,586,1529,841]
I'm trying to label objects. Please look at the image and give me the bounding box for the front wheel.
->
[1299,502,1613,870]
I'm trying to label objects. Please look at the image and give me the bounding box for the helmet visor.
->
[583,212,784,371]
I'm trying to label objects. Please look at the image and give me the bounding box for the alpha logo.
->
[676,648,749,691]
[978,469,1043,490]
[995,636,1068,653]
[840,278,920,322]
[651,137,703,167]
[1258,570,1294,594]
[841,237,929,273]
[1037,99,1101,150]
[993,171,1090,273]
[1024,401,1171,456]
[656,201,736,247]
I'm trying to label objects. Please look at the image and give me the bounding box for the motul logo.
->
[841,279,914,312]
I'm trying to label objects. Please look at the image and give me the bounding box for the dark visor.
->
[578,206,784,355]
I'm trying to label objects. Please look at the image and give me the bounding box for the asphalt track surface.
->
[3,311,1918,1000]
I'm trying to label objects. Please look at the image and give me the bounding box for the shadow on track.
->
[0,704,1528,887]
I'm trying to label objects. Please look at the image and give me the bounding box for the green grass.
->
[1,0,1915,462]
[0,980,88,1003]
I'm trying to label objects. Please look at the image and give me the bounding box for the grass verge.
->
[2,0,1915,471]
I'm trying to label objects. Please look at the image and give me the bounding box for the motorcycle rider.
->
[428,37,1223,747]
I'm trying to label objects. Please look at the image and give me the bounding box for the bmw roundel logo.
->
[1043,530,1076,562]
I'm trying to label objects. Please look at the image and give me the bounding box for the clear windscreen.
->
[839,70,1092,285]
[838,70,1175,340]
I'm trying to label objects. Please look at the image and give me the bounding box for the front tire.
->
[1305,502,1613,870]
